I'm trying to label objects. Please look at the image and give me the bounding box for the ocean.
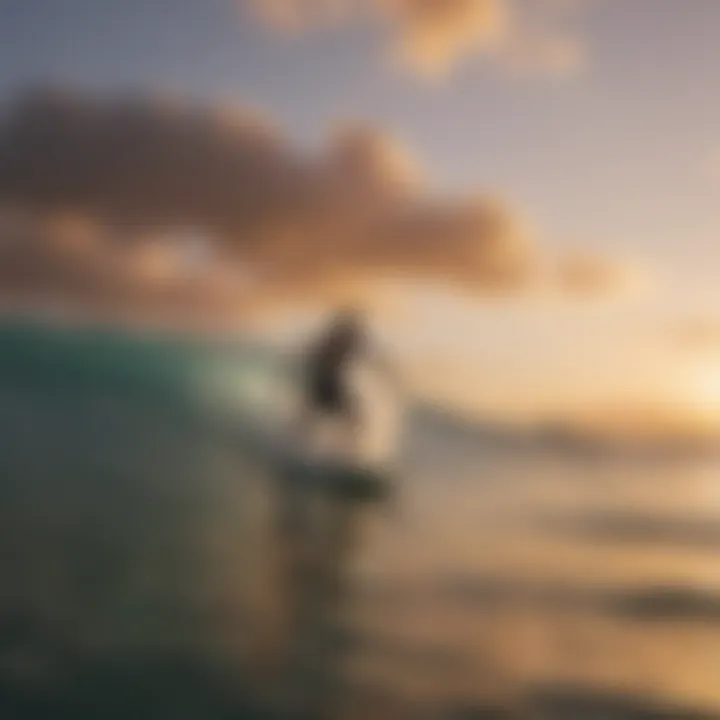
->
[0,322,718,719]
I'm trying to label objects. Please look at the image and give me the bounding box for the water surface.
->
[0,323,718,719]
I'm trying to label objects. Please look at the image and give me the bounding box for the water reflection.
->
[536,510,720,550]
[2,369,720,718]
[264,465,387,719]
[0,385,387,719]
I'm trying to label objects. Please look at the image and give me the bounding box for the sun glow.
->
[683,359,720,430]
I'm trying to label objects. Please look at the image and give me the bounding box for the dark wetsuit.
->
[305,320,363,417]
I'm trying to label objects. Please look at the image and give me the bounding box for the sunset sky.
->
[0,0,719,433]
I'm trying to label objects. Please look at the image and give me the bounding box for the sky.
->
[2,0,720,270]
[0,0,719,434]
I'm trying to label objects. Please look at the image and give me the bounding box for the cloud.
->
[245,0,588,78]
[378,0,511,77]
[669,317,720,355]
[555,252,653,297]
[248,0,353,32]
[0,87,620,323]
[0,207,251,325]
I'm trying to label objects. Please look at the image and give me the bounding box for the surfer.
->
[295,308,401,459]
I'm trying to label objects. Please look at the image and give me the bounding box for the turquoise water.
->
[0,321,293,418]
[0,322,382,718]
[0,322,719,719]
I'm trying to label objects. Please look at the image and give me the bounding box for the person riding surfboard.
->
[295,308,402,463]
